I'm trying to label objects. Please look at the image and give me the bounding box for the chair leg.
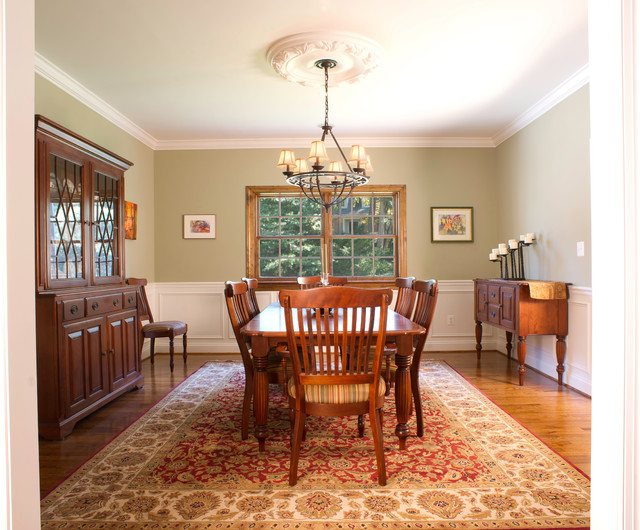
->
[411,365,423,437]
[384,353,392,396]
[357,414,365,437]
[183,333,188,363]
[241,375,252,440]
[149,338,155,364]
[289,411,306,486]
[169,338,175,372]
[370,405,387,486]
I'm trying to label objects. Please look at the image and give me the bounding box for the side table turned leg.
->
[505,331,513,359]
[517,336,527,386]
[555,335,567,386]
[475,321,483,360]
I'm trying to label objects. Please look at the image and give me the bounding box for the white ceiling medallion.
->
[266,31,384,87]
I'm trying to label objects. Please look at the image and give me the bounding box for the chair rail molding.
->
[146,281,592,395]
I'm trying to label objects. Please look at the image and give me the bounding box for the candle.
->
[498,244,508,255]
[509,239,518,249]
[520,234,526,241]
[489,252,496,261]
[525,232,536,244]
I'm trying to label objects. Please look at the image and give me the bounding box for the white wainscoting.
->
[144,280,592,395]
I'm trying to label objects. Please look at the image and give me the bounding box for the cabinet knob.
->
[491,311,496,318]
[101,351,107,357]
[70,305,78,314]
[109,349,114,355]
[92,302,99,310]
[128,296,134,304]
[113,299,120,307]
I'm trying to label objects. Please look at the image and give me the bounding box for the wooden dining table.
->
[241,301,426,452]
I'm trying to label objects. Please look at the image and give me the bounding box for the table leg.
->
[393,335,412,450]
[505,331,513,359]
[555,335,567,386]
[251,336,270,452]
[475,320,483,360]
[517,335,527,386]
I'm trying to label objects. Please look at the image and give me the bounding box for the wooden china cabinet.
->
[34,116,144,440]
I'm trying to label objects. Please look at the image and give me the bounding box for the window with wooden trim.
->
[246,185,406,288]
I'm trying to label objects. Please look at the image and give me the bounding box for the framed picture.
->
[184,214,216,239]
[431,207,473,242]
[124,201,137,240]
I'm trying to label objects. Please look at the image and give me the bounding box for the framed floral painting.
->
[431,207,473,242]
[183,214,216,239]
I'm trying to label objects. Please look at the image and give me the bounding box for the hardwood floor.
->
[38,350,591,497]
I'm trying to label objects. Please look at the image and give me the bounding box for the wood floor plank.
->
[38,350,591,496]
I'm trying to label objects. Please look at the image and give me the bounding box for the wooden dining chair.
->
[297,275,348,288]
[383,277,416,394]
[409,279,439,437]
[279,286,393,486]
[127,278,188,372]
[224,281,286,440]
[242,277,260,319]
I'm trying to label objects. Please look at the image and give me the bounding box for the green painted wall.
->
[495,85,591,286]
[153,147,499,282]
[34,75,156,280]
[34,74,591,287]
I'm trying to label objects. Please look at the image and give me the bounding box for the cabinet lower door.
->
[475,282,488,320]
[62,317,109,418]
[107,310,140,392]
[499,285,517,330]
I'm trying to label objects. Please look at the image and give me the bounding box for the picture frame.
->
[124,201,137,240]
[431,207,473,242]
[183,214,216,239]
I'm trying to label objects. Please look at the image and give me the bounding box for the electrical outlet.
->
[447,315,455,326]
[577,241,584,257]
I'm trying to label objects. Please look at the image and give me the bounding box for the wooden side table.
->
[474,279,569,386]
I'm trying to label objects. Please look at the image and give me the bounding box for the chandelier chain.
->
[324,64,330,127]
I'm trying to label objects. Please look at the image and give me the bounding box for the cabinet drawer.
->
[487,304,501,325]
[62,299,85,321]
[123,292,137,309]
[488,284,500,303]
[85,294,123,316]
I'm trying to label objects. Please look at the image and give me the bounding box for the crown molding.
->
[154,136,496,150]
[35,53,159,149]
[492,64,590,146]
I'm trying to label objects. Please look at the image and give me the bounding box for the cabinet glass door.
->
[48,152,85,283]
[93,170,121,282]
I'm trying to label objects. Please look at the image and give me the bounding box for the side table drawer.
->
[85,293,123,316]
[487,304,501,325]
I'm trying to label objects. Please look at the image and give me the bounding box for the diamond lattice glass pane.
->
[93,172,119,278]
[48,154,83,280]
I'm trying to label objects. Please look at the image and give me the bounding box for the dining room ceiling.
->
[34,0,588,149]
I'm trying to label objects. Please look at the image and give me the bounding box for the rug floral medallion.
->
[41,361,590,529]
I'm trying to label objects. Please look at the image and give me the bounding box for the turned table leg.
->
[505,331,513,359]
[393,335,412,450]
[252,336,270,452]
[517,335,527,386]
[555,335,567,386]
[475,320,483,360]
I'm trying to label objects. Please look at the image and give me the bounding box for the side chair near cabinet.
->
[127,278,188,372]
[280,286,393,486]
[242,277,261,319]
[297,275,348,288]
[225,281,287,440]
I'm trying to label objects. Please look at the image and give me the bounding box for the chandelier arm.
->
[328,129,355,172]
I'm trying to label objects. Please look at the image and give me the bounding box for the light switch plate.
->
[577,241,584,257]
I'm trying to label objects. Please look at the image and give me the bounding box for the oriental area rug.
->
[41,361,590,529]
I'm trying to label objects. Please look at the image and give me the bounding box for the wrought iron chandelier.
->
[276,59,372,212]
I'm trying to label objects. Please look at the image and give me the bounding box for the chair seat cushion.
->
[287,376,386,404]
[142,321,187,335]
